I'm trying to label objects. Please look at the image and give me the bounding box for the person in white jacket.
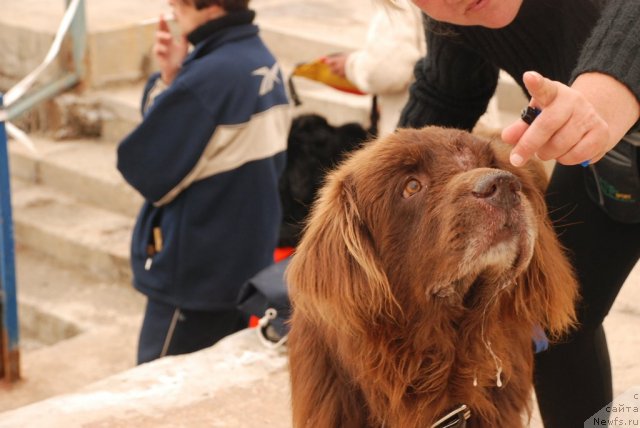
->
[324,0,426,137]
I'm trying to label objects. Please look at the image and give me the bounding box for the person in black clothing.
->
[397,0,640,426]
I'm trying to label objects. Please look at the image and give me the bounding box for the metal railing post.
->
[67,0,86,79]
[0,93,20,383]
[1,0,86,122]
[0,0,87,383]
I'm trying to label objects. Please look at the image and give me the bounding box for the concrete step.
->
[1,0,371,91]
[1,1,167,90]
[2,246,144,413]
[92,77,375,144]
[0,329,290,427]
[87,69,526,145]
[8,136,142,217]
[86,64,525,146]
[7,122,140,287]
[10,177,134,284]
[25,69,523,146]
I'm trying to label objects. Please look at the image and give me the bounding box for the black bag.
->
[584,133,640,224]
[237,257,291,348]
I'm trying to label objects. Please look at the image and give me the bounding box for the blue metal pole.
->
[0,93,20,382]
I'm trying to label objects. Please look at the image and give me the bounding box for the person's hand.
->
[153,16,188,85]
[323,53,349,78]
[502,71,640,167]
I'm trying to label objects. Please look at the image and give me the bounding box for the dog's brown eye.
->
[403,179,422,198]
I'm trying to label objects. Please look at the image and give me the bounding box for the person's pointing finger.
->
[523,71,558,107]
[507,71,564,166]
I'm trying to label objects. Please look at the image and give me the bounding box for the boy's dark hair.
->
[184,0,249,12]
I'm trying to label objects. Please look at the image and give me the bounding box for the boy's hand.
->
[154,16,188,85]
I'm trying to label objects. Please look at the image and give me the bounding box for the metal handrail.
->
[0,0,87,384]
[0,95,19,383]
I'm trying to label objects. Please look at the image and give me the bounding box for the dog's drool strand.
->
[478,280,513,388]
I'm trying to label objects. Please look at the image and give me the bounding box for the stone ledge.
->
[0,330,291,428]
[1,246,144,412]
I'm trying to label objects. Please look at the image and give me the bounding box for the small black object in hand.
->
[521,106,541,125]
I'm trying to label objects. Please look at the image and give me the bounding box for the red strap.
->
[274,247,295,263]
[248,315,260,328]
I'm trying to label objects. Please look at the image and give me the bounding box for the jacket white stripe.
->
[154,103,291,206]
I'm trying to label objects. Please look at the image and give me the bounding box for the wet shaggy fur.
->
[287,127,578,427]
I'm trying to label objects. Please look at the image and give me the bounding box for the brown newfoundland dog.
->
[286,127,578,428]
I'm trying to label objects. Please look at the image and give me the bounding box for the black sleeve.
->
[570,0,640,132]
[399,23,500,131]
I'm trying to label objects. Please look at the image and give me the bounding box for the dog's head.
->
[287,126,577,338]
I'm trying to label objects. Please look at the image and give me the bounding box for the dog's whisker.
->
[553,220,585,230]
[548,203,584,229]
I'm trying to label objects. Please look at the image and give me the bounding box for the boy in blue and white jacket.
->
[117,0,290,364]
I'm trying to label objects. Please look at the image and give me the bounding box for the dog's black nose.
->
[472,171,522,209]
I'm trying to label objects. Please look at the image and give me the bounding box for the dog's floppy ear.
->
[287,167,400,334]
[513,164,579,339]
